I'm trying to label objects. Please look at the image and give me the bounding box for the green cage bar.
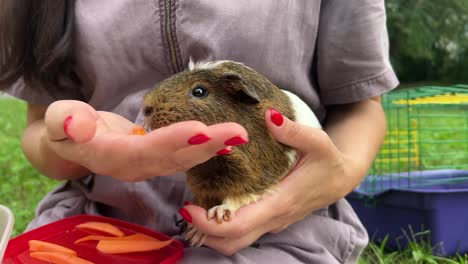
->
[363,85,468,193]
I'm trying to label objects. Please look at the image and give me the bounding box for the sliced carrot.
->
[29,240,77,256]
[129,125,147,135]
[75,222,125,237]
[30,252,93,264]
[74,233,158,244]
[122,233,160,241]
[96,239,173,254]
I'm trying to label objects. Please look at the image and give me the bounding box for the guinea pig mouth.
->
[141,102,190,130]
[144,118,164,130]
[141,105,170,130]
[143,115,182,130]
[141,119,153,131]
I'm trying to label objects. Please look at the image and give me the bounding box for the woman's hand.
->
[42,100,248,181]
[182,98,386,255]
[181,110,355,255]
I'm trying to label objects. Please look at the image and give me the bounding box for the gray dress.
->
[6,0,399,263]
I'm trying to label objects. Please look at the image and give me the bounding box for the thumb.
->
[265,108,334,158]
[45,100,99,143]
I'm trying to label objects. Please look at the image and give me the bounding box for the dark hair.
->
[0,0,82,99]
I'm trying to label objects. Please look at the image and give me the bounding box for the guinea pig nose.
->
[143,106,154,117]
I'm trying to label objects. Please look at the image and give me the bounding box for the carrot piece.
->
[124,233,160,241]
[129,125,147,135]
[96,239,173,254]
[75,222,125,237]
[29,240,77,256]
[75,233,158,244]
[30,252,94,264]
[74,235,119,244]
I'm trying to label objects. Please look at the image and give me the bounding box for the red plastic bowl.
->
[3,215,183,264]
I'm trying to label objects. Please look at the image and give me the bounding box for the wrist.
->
[339,153,369,195]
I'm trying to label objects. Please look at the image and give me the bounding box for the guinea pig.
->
[142,60,321,245]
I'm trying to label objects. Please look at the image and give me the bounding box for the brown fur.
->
[142,61,295,211]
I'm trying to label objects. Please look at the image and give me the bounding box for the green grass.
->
[359,229,467,264]
[0,96,467,263]
[0,97,59,236]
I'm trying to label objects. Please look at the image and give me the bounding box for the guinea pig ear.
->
[222,73,260,104]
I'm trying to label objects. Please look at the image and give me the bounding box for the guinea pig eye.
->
[191,86,209,98]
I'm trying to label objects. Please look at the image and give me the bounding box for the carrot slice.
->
[96,239,173,254]
[29,240,77,256]
[129,125,146,135]
[30,252,93,264]
[75,233,158,244]
[75,222,125,237]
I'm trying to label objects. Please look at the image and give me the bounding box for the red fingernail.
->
[224,136,247,146]
[63,115,73,138]
[270,108,284,126]
[188,133,211,145]
[216,147,232,155]
[183,201,192,206]
[178,207,192,223]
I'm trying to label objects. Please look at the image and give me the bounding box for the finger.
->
[45,100,98,143]
[172,122,248,170]
[145,121,247,152]
[183,193,279,239]
[264,108,333,157]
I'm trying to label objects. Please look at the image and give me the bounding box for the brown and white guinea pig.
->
[142,60,321,243]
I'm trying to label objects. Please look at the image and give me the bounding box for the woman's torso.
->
[71,0,324,235]
[75,0,324,121]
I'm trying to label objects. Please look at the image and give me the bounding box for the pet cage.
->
[347,85,468,255]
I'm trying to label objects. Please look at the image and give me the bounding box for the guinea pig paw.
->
[185,225,207,247]
[208,205,235,224]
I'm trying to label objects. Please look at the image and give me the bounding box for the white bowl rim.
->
[0,204,14,261]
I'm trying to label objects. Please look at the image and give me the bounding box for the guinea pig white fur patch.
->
[188,59,254,72]
[188,60,228,71]
[281,90,322,170]
[282,90,322,129]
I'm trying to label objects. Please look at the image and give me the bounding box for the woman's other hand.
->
[25,100,248,181]
[182,98,385,255]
